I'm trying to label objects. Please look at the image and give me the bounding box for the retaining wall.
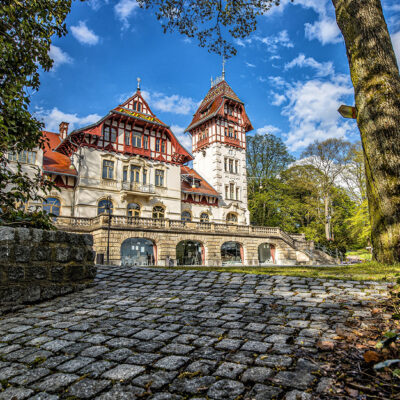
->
[0,226,96,313]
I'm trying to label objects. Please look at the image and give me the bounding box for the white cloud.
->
[392,31,400,65]
[114,0,139,29]
[270,55,281,60]
[49,45,73,70]
[256,125,282,135]
[246,62,256,68]
[171,125,192,152]
[305,18,341,45]
[268,76,287,88]
[35,108,102,132]
[141,90,198,115]
[255,30,294,52]
[271,92,286,106]
[284,53,334,77]
[281,77,355,151]
[71,21,100,45]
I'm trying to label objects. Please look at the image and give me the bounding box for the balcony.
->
[224,136,241,147]
[121,182,156,195]
[197,137,209,150]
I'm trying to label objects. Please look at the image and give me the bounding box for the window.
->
[43,197,61,219]
[155,169,164,186]
[225,186,228,199]
[156,138,160,152]
[229,159,233,173]
[224,158,227,172]
[131,166,140,183]
[103,125,117,142]
[123,166,128,182]
[133,101,137,111]
[229,127,234,138]
[181,211,191,222]
[143,135,149,149]
[125,130,130,145]
[153,205,165,219]
[98,199,113,215]
[235,160,239,174]
[236,188,240,201]
[200,213,209,222]
[132,132,142,147]
[8,151,36,164]
[143,169,147,184]
[137,102,142,112]
[161,140,165,153]
[230,183,235,199]
[127,203,140,217]
[102,160,114,179]
[227,212,238,224]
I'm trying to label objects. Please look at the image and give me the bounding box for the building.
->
[7,75,323,266]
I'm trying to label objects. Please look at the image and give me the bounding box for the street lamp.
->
[105,195,112,264]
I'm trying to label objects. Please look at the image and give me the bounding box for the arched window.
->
[152,205,165,219]
[221,241,243,265]
[200,213,209,222]
[181,211,192,222]
[226,212,238,224]
[127,203,140,217]
[43,197,61,219]
[98,199,113,215]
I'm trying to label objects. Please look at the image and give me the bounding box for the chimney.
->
[59,122,69,140]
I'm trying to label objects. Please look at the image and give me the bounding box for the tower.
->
[185,74,253,224]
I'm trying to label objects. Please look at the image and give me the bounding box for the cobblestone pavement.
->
[0,266,391,399]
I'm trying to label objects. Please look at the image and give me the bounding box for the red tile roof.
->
[181,165,219,197]
[42,131,77,176]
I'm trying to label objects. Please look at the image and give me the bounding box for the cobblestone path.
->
[0,266,391,399]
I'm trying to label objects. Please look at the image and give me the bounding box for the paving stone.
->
[132,371,177,389]
[241,340,271,353]
[186,359,218,375]
[255,354,293,368]
[170,375,216,394]
[10,368,50,385]
[104,348,133,361]
[126,352,161,365]
[80,345,109,358]
[79,360,115,378]
[241,367,273,383]
[214,362,246,379]
[96,383,144,399]
[160,343,194,355]
[41,340,73,352]
[34,373,78,393]
[284,390,312,399]
[102,364,145,380]
[264,334,289,344]
[0,387,33,400]
[214,338,242,350]
[155,356,189,370]
[28,393,59,400]
[207,379,245,399]
[272,371,315,390]
[245,384,283,400]
[57,356,94,373]
[68,378,111,399]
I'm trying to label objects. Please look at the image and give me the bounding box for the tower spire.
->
[222,56,226,80]
[137,77,141,91]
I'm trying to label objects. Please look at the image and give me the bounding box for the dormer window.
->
[132,132,141,147]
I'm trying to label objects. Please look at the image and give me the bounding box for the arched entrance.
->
[176,240,204,266]
[258,243,276,264]
[221,241,243,265]
[121,238,156,266]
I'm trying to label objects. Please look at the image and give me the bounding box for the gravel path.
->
[0,266,391,399]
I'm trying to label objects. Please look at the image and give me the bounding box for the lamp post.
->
[106,195,112,264]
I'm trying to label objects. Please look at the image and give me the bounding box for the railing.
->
[224,136,241,147]
[121,182,155,194]
[55,215,306,248]
[197,137,210,149]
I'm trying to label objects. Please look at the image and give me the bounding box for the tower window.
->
[235,160,239,174]
[156,138,160,152]
[230,183,235,199]
[132,132,142,147]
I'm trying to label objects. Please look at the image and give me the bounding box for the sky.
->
[32,0,400,158]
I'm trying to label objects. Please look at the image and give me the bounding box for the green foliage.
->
[137,0,282,56]
[0,209,55,230]
[0,0,77,227]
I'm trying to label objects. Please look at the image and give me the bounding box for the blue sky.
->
[32,0,400,158]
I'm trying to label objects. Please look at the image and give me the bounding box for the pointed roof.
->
[185,79,252,132]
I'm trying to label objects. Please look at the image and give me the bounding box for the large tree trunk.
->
[332,0,400,263]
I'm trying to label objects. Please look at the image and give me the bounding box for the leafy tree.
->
[138,0,400,263]
[0,0,78,226]
[246,133,294,193]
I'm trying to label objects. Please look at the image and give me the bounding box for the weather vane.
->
[137,77,141,91]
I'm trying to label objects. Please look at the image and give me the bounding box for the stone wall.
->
[0,227,96,313]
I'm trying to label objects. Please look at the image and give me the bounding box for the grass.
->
[346,248,373,261]
[144,262,400,282]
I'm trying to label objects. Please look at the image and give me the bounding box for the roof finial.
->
[210,76,213,88]
[222,56,226,80]
[137,77,141,91]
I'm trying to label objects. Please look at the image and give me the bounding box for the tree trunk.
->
[324,194,330,241]
[332,0,400,263]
